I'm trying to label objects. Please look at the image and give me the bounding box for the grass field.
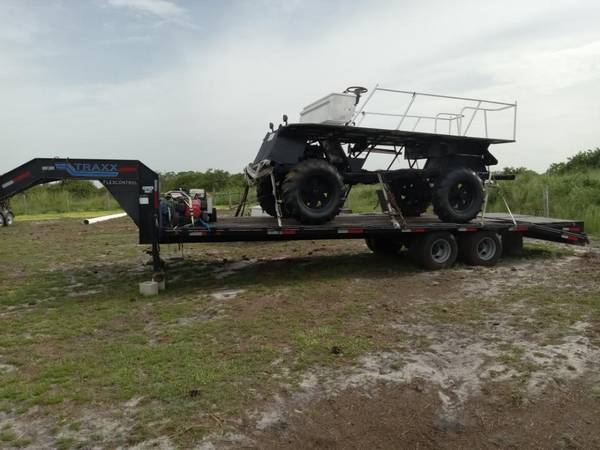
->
[0,217,599,449]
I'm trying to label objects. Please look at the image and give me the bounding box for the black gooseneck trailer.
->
[0,158,588,273]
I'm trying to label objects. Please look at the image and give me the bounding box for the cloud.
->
[106,0,184,20]
[0,0,599,174]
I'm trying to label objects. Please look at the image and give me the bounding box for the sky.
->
[1,0,599,174]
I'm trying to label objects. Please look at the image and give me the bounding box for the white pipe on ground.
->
[83,212,127,225]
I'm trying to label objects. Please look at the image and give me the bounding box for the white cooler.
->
[299,93,356,125]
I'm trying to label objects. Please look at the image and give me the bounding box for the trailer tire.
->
[282,159,345,225]
[433,168,483,223]
[256,177,277,217]
[4,212,13,226]
[502,232,523,257]
[459,231,502,266]
[0,213,4,227]
[410,231,458,270]
[365,237,403,255]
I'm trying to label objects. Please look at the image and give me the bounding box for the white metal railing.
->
[351,85,517,141]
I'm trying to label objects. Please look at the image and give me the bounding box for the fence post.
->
[543,186,549,217]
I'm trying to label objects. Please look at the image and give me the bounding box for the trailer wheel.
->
[256,177,277,217]
[459,231,502,266]
[365,237,403,255]
[433,168,483,223]
[4,212,14,226]
[410,232,458,270]
[502,232,523,257]
[282,159,345,225]
[0,213,4,227]
[390,179,431,217]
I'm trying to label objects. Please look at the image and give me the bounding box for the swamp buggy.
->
[245,86,518,225]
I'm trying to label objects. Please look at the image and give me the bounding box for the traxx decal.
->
[55,162,136,178]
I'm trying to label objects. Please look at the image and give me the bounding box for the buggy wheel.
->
[410,231,458,270]
[433,168,483,223]
[390,178,431,217]
[0,213,4,227]
[4,212,13,226]
[282,159,345,225]
[365,237,403,255]
[256,177,277,217]
[459,231,502,266]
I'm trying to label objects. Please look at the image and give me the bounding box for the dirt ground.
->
[199,248,600,450]
[0,217,599,449]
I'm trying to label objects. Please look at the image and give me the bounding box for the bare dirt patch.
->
[251,377,600,450]
[199,247,600,449]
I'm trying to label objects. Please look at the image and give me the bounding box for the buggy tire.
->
[365,237,403,255]
[459,231,502,266]
[433,168,483,223]
[502,232,523,257]
[256,177,277,217]
[4,212,13,226]
[282,159,345,225]
[409,231,458,270]
[390,179,431,217]
[0,213,4,227]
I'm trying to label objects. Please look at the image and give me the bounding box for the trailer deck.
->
[159,213,587,245]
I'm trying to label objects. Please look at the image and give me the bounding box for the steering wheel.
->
[344,86,368,105]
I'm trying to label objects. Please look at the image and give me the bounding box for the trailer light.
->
[337,228,363,234]
[13,171,32,183]
[561,234,579,241]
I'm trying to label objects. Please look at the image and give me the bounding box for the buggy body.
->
[246,86,517,225]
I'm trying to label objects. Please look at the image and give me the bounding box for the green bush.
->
[547,148,600,175]
[487,149,600,233]
[160,170,245,192]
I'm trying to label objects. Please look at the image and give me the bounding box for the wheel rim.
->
[449,181,475,211]
[431,238,452,263]
[0,215,4,226]
[5,214,13,225]
[300,175,333,210]
[392,180,430,213]
[477,237,497,261]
